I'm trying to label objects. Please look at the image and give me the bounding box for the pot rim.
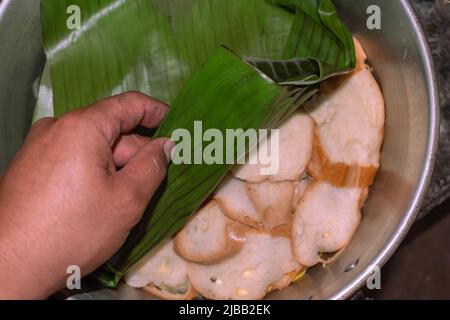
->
[330,0,440,300]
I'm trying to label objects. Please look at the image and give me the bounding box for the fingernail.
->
[163,139,176,162]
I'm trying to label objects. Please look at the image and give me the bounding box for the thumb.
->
[115,138,175,208]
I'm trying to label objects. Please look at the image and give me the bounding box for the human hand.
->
[0,92,174,299]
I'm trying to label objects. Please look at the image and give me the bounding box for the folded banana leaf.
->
[39,0,355,287]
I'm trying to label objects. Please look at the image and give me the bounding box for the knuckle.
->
[56,110,86,130]
[51,111,93,145]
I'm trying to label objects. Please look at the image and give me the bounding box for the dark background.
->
[363,0,450,299]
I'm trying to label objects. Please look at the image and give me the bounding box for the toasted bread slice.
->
[174,200,246,264]
[232,110,314,182]
[246,181,296,236]
[214,176,262,228]
[125,240,197,300]
[188,231,300,300]
[304,39,384,187]
[291,181,367,267]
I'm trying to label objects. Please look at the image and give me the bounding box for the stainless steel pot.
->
[0,0,439,299]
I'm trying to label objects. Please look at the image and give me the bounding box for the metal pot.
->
[0,0,439,299]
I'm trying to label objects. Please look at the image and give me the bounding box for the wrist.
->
[0,225,59,299]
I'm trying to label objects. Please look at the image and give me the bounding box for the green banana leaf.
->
[40,0,294,115]
[39,0,355,287]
